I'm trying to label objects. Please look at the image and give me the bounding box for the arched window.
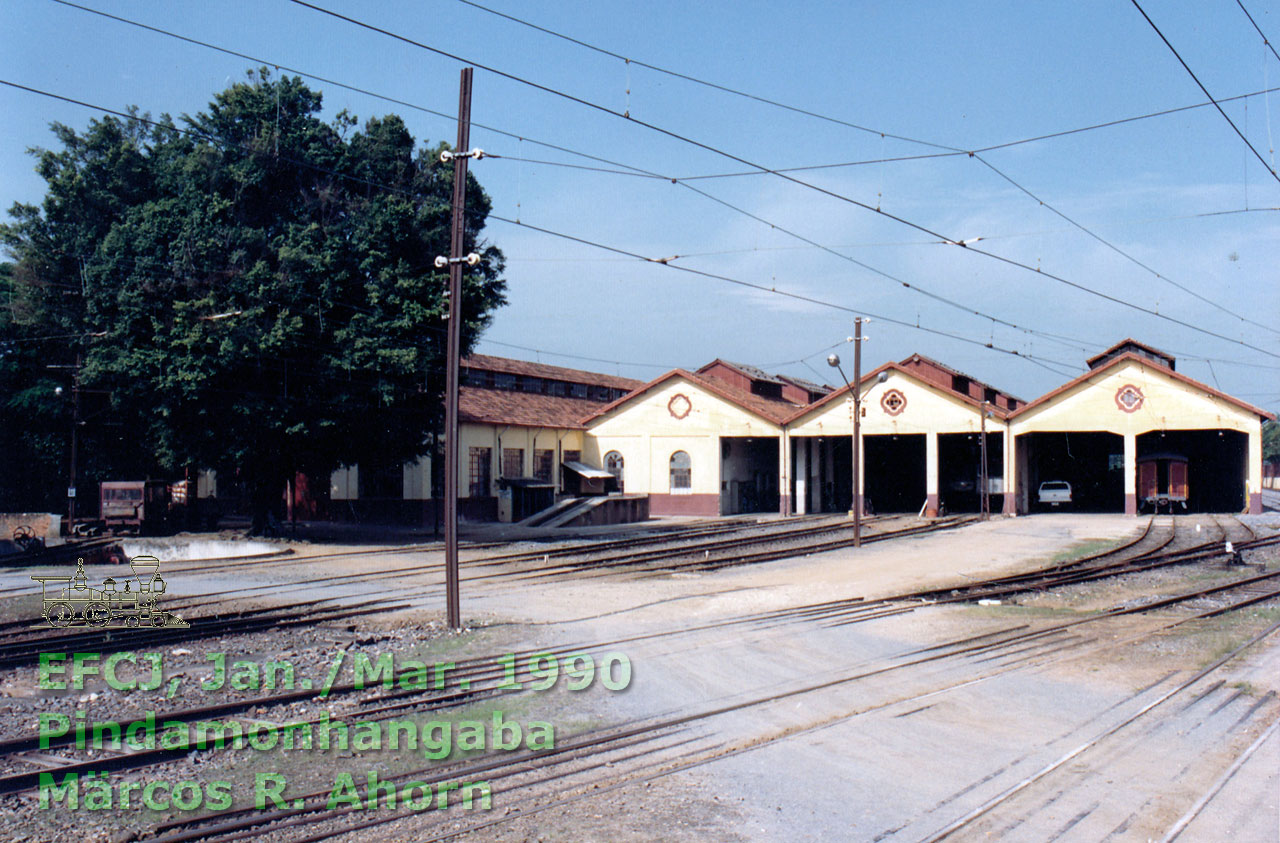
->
[605,451,625,492]
[669,451,692,493]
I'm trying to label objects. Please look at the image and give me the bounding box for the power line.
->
[673,178,1095,354]
[58,0,1280,199]
[1129,0,1280,186]
[281,1,1280,361]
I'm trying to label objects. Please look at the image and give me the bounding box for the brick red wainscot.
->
[648,494,720,517]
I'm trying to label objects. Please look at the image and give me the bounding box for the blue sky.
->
[2,0,1279,410]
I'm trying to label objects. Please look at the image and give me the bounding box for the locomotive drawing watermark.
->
[31,556,188,628]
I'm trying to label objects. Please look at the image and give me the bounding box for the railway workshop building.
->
[328,339,1271,523]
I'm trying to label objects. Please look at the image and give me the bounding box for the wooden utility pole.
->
[443,68,474,631]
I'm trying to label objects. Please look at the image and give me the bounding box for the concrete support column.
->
[808,440,819,513]
[1248,425,1263,514]
[1003,429,1017,515]
[1123,431,1137,515]
[925,431,939,517]
[795,438,808,515]
[778,430,790,516]
[824,437,835,512]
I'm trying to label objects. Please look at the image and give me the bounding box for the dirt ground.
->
[1,513,1277,842]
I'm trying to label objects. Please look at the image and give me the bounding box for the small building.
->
[329,354,642,523]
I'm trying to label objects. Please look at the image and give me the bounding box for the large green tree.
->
[1,70,505,525]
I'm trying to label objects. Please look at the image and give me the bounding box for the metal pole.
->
[852,318,862,548]
[979,403,989,521]
[443,67,473,631]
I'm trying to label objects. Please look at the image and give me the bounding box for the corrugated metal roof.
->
[562,460,615,479]
[777,374,833,394]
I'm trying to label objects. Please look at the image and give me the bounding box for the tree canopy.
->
[0,69,506,516]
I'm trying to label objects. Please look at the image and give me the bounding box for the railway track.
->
[2,519,1276,800]
[120,563,1280,843]
[0,515,1265,674]
[0,515,924,668]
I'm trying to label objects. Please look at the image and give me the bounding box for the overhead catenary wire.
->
[450,0,1280,175]
[5,75,1274,386]
[9,74,1280,387]
[1129,0,1280,186]
[485,213,1084,377]
[973,155,1280,336]
[45,0,666,184]
[279,0,1280,361]
[44,0,1280,359]
[1235,0,1280,68]
[449,0,962,154]
[448,0,1280,340]
[0,77,1100,370]
[0,79,1086,384]
[31,3,1096,355]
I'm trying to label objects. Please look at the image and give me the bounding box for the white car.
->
[1037,480,1072,506]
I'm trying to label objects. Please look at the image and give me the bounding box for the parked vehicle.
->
[99,480,173,535]
[1037,480,1073,507]
[1137,452,1189,513]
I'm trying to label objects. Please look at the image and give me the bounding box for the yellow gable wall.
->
[1010,360,1260,435]
[788,370,1007,436]
[586,376,781,496]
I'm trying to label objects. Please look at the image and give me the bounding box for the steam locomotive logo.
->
[31,556,189,629]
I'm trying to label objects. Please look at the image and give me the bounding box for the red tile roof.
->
[458,387,606,429]
[463,354,644,391]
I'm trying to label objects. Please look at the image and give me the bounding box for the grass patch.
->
[1230,680,1259,696]
[1049,538,1123,564]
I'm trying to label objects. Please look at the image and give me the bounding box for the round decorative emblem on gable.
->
[1115,384,1144,413]
[668,393,692,419]
[880,389,907,416]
